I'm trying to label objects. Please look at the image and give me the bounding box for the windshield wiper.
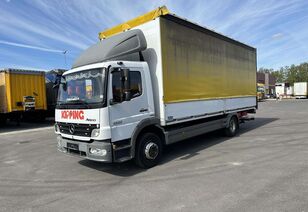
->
[66,99,90,108]
[57,101,65,106]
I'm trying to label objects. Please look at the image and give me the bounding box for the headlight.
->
[89,147,107,156]
[91,129,100,137]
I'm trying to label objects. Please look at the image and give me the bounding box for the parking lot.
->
[0,100,307,211]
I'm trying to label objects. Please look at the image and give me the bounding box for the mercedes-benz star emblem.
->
[69,124,75,134]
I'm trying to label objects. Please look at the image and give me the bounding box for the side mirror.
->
[53,75,66,90]
[121,68,131,101]
[62,83,67,91]
[124,92,132,101]
[110,68,131,105]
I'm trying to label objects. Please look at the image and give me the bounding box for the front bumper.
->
[57,135,112,162]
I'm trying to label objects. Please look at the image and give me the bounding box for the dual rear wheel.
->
[224,116,239,137]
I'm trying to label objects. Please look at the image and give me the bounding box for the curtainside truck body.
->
[0,69,47,124]
[55,6,257,168]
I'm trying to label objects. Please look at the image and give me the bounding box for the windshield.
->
[58,68,105,105]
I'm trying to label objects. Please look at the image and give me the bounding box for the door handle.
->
[139,108,148,112]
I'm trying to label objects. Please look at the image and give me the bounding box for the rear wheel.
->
[135,132,162,169]
[224,116,239,137]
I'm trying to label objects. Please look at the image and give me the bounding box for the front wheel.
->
[135,132,163,169]
[224,116,239,137]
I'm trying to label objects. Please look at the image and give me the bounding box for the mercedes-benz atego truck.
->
[55,6,257,168]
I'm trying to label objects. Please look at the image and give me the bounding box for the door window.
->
[112,71,142,101]
[112,71,122,102]
[130,71,142,98]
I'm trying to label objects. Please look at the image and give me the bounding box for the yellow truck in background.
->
[257,83,265,101]
[0,69,47,124]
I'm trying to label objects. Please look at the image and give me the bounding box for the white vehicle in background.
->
[54,6,257,168]
[275,83,286,98]
[286,86,294,96]
[294,82,308,99]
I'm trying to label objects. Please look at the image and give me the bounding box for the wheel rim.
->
[230,119,236,132]
[144,142,159,160]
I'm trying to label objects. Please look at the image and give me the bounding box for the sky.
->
[0,0,307,71]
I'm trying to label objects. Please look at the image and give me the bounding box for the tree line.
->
[258,62,308,85]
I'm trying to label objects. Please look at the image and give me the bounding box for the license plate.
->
[67,142,79,150]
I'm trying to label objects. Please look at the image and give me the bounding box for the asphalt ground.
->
[0,100,307,212]
[0,117,54,135]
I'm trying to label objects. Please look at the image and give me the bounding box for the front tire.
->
[224,116,239,137]
[135,132,162,168]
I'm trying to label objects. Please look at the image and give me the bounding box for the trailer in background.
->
[286,86,294,96]
[275,83,285,97]
[294,82,308,98]
[0,69,47,124]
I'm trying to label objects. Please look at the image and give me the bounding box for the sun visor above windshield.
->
[72,29,147,69]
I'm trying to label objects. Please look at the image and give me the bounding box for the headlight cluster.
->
[91,129,100,137]
[89,147,107,156]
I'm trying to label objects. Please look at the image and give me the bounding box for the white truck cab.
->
[55,7,257,168]
[55,61,159,164]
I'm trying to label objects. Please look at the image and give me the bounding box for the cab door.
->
[108,66,152,142]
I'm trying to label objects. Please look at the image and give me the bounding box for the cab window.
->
[112,71,142,101]
[130,71,142,98]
